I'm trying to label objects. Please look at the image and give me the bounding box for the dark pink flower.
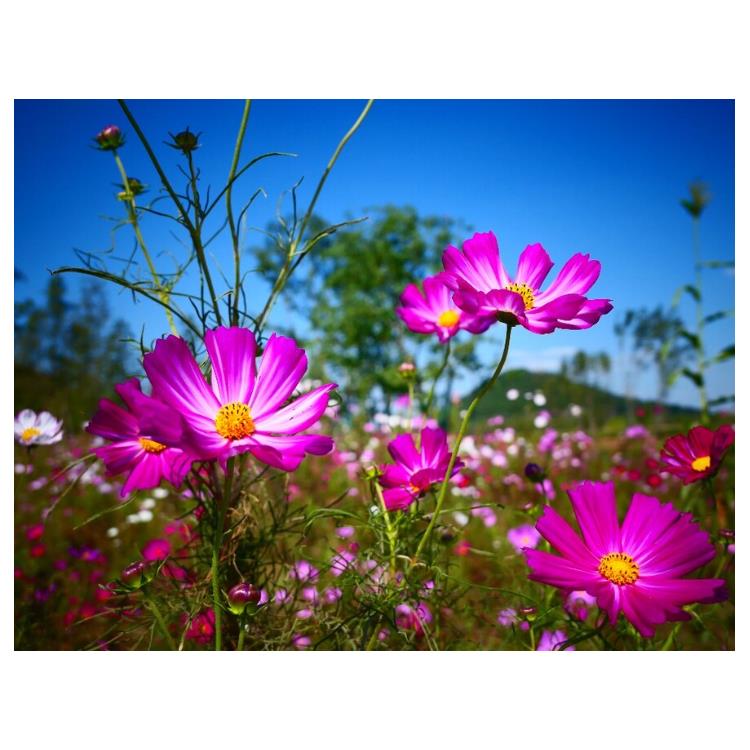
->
[395,602,432,637]
[143,327,336,470]
[660,424,734,484]
[507,524,541,553]
[536,629,574,651]
[185,609,215,645]
[142,538,171,561]
[524,481,726,637]
[439,231,612,334]
[397,274,493,342]
[87,378,193,497]
[378,427,463,511]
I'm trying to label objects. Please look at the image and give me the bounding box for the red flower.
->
[661,425,734,485]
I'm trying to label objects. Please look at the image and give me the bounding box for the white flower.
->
[106,527,119,538]
[533,393,547,407]
[452,511,470,527]
[137,509,153,523]
[506,388,519,401]
[14,409,63,446]
[152,488,169,500]
[570,404,583,417]
[140,498,156,510]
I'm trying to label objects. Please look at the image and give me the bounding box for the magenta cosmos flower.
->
[524,481,726,637]
[378,427,463,511]
[87,378,193,497]
[142,327,336,471]
[397,274,493,342]
[439,231,613,334]
[660,424,734,485]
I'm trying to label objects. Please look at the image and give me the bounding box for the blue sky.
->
[14,99,734,407]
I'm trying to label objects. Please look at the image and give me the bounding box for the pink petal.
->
[253,383,336,434]
[514,243,553,289]
[535,505,598,568]
[567,481,620,557]
[248,334,307,420]
[205,326,257,405]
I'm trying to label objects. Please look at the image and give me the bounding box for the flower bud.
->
[363,464,383,480]
[719,528,735,539]
[120,560,154,589]
[524,463,545,483]
[94,125,125,151]
[398,362,416,380]
[519,605,537,619]
[117,177,146,201]
[168,128,200,154]
[227,582,261,615]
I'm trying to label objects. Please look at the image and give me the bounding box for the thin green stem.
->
[211,457,235,651]
[254,100,374,336]
[692,216,708,421]
[143,591,176,650]
[237,621,246,651]
[227,100,252,327]
[374,481,397,576]
[112,151,177,334]
[414,324,513,561]
[424,340,451,420]
[117,99,222,327]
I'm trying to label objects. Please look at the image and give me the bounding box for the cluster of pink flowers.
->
[86,326,337,496]
[398,231,613,341]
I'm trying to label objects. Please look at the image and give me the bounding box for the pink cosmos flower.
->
[536,629,574,651]
[565,590,596,621]
[507,523,542,553]
[524,481,726,637]
[660,424,735,485]
[378,427,464,511]
[185,609,214,645]
[14,409,63,446]
[439,231,613,334]
[142,538,171,562]
[87,378,193,497]
[142,327,336,470]
[395,602,432,637]
[397,274,493,342]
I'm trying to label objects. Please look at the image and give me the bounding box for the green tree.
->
[253,205,478,411]
[15,276,134,429]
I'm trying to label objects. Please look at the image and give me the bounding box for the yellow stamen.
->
[598,552,639,586]
[215,402,255,440]
[691,455,711,472]
[437,309,461,328]
[505,282,536,310]
[21,427,41,442]
[139,437,167,454]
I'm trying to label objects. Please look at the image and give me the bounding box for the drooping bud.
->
[227,582,261,615]
[167,128,200,154]
[94,124,125,151]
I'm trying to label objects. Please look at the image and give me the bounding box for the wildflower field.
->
[14,100,735,652]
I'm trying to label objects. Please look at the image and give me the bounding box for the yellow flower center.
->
[691,455,711,472]
[139,437,167,454]
[598,552,640,586]
[437,309,461,328]
[21,427,41,442]
[504,282,536,310]
[215,402,255,440]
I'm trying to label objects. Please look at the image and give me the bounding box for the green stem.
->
[254,100,374,336]
[112,152,177,334]
[237,620,246,651]
[374,481,397,576]
[414,324,513,561]
[143,591,176,650]
[424,340,451,420]
[117,99,222,327]
[211,457,235,651]
[365,623,381,651]
[693,216,708,421]
[227,100,252,327]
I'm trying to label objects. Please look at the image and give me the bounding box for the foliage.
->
[15,276,133,428]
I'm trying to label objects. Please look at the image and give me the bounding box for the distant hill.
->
[461,368,701,432]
